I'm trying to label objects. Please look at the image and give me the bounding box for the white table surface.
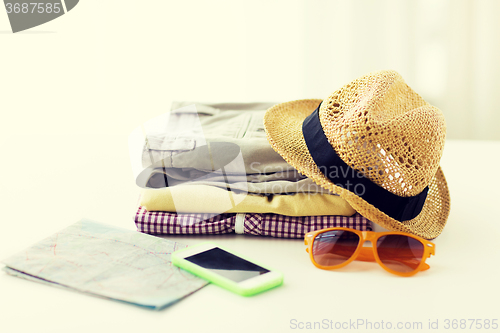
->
[1,138,499,333]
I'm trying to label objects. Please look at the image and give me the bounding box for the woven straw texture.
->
[264,70,450,239]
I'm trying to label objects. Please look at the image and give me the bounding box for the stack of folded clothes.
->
[131,102,373,238]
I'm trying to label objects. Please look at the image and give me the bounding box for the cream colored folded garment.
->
[140,185,355,216]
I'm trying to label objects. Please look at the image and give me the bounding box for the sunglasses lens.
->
[312,230,360,267]
[376,235,424,273]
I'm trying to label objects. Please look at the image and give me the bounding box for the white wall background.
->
[1,0,499,140]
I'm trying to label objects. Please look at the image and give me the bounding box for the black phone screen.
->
[184,247,270,283]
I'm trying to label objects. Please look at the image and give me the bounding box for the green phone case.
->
[172,242,283,296]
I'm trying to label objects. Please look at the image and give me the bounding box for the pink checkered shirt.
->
[135,206,372,239]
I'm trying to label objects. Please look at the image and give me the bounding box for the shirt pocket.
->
[142,103,220,167]
[242,110,267,139]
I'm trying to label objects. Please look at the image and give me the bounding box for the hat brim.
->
[264,99,450,239]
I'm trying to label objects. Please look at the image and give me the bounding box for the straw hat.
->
[264,70,450,239]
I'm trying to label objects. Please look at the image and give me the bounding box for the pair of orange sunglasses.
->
[304,228,435,277]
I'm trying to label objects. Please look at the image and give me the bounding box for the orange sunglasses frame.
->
[304,228,435,277]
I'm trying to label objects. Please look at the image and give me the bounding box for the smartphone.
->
[172,242,283,296]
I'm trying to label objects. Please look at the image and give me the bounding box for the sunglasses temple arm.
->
[355,248,430,271]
